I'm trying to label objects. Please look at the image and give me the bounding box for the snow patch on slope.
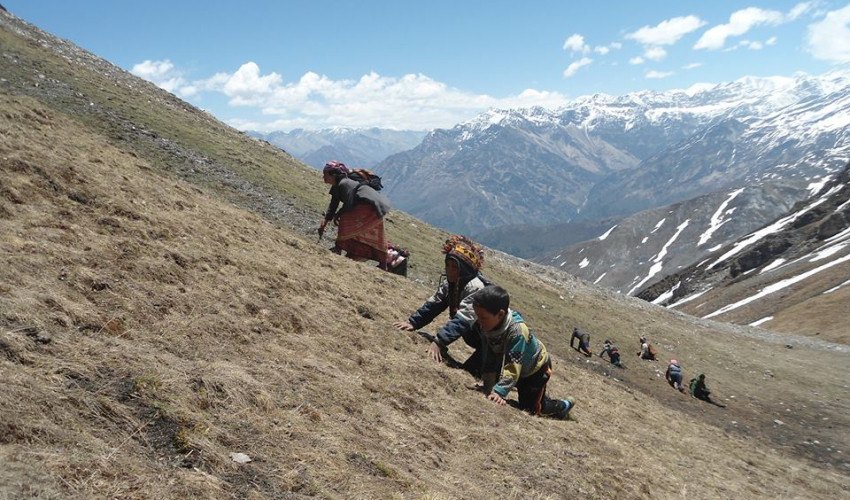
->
[598,225,617,240]
[628,220,690,296]
[698,188,745,246]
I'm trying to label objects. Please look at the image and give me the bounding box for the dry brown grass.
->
[2,90,849,500]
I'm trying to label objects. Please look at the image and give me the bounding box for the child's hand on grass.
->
[427,342,443,362]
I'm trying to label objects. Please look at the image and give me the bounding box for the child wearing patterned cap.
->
[393,235,492,375]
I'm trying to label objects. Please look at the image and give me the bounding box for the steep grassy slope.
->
[0,9,481,290]
[1,9,849,500]
[3,90,849,500]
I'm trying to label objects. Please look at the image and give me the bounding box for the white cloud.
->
[131,59,175,81]
[807,4,850,63]
[220,62,283,102]
[497,88,571,109]
[683,62,704,70]
[626,15,706,46]
[646,70,674,79]
[766,36,778,45]
[742,40,764,50]
[594,41,622,55]
[141,62,570,131]
[179,85,199,98]
[694,5,804,50]
[789,2,815,20]
[629,56,645,65]
[563,34,590,53]
[131,59,189,95]
[193,72,228,88]
[563,57,594,77]
[644,47,667,61]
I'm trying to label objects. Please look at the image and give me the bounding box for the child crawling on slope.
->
[472,285,575,420]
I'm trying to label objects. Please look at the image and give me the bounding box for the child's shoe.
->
[556,398,575,420]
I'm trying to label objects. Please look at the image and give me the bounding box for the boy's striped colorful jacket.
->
[477,309,549,398]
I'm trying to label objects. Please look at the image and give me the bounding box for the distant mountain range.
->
[248,127,426,169]
[637,163,850,344]
[378,70,850,235]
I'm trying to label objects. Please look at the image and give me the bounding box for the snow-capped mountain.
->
[249,127,426,169]
[379,69,850,235]
[638,163,850,343]
[585,71,850,220]
[536,183,807,294]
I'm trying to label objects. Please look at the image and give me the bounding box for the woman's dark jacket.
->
[324,177,391,221]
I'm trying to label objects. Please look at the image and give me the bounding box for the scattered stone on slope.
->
[230,452,252,464]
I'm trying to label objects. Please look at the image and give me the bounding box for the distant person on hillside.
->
[392,235,490,375]
[689,374,726,407]
[318,161,391,268]
[665,359,686,392]
[637,336,657,361]
[473,285,574,419]
[599,339,622,367]
[570,327,593,357]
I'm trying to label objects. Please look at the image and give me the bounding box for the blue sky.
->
[6,1,850,131]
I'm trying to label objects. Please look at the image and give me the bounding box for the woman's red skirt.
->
[336,203,387,263]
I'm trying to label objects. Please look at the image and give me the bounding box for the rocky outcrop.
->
[729,235,794,278]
